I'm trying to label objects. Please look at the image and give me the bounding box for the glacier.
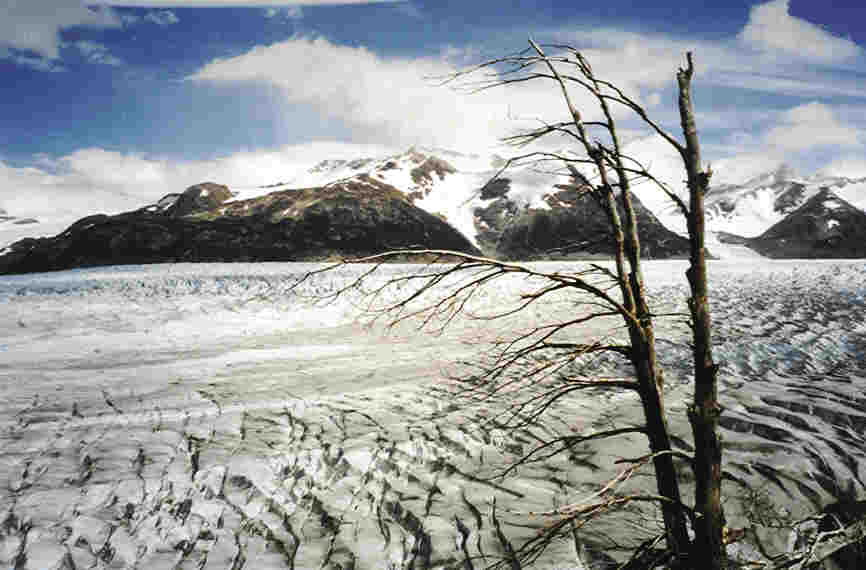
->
[1,260,866,568]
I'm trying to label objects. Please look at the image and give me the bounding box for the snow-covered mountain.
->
[228,148,866,259]
[697,164,866,238]
[229,146,690,260]
[738,188,866,258]
[6,146,866,265]
[230,146,547,251]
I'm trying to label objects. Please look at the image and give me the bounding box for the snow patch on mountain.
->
[217,144,866,259]
[225,147,584,250]
[694,164,866,238]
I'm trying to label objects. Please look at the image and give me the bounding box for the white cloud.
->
[708,153,785,186]
[0,0,123,61]
[264,6,303,19]
[187,36,575,151]
[763,102,862,152]
[695,103,864,183]
[0,141,398,242]
[144,10,180,25]
[102,0,403,6]
[550,18,866,102]
[819,157,866,179]
[72,40,124,66]
[738,0,861,62]
[0,49,66,72]
[709,69,866,100]
[117,11,142,25]
[551,28,729,89]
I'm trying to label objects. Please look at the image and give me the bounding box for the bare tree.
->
[293,43,724,568]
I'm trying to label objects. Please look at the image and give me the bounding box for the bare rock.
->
[167,183,233,218]
[0,176,480,275]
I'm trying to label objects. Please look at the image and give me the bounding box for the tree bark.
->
[632,336,692,563]
[677,52,725,570]
[603,167,690,562]
[597,86,691,564]
[591,138,690,560]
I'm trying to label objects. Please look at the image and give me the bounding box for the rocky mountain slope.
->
[738,188,866,258]
[697,164,866,238]
[0,179,480,275]
[5,148,866,272]
[258,148,866,259]
[473,176,690,259]
[265,147,690,260]
[0,147,696,274]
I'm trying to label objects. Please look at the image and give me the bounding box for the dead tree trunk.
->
[596,72,692,563]
[677,52,725,570]
[599,150,690,560]
[528,40,693,559]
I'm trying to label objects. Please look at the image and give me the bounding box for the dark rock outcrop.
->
[166,182,232,217]
[404,153,457,201]
[409,156,456,188]
[479,177,511,201]
[0,176,480,275]
[0,207,38,226]
[773,181,808,215]
[745,189,866,258]
[474,181,690,260]
[715,231,750,245]
[813,498,866,569]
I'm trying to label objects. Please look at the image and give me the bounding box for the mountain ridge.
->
[4,147,866,273]
[739,188,866,258]
[0,178,481,275]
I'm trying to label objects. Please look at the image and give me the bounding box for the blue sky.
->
[1,0,865,227]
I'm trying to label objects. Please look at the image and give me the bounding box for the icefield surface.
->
[1,260,866,569]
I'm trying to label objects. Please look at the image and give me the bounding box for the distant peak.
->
[773,163,797,183]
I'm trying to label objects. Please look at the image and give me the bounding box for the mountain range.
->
[237,148,866,259]
[2,148,866,274]
[0,207,39,230]
[695,164,866,236]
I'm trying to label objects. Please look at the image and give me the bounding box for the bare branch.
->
[293,249,638,330]
[495,426,645,479]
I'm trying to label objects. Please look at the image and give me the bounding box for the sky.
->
[1,0,865,230]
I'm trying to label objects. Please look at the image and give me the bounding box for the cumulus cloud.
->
[763,102,862,152]
[72,40,124,66]
[0,0,123,62]
[738,0,861,62]
[550,28,730,89]
[690,103,864,186]
[144,10,180,26]
[187,36,576,151]
[0,1,173,71]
